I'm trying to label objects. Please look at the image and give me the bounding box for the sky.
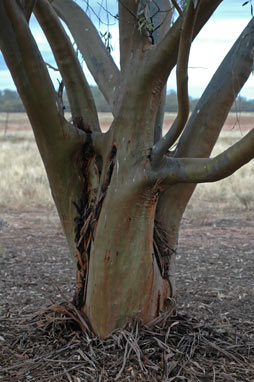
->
[0,0,254,99]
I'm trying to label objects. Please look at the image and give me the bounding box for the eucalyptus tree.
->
[0,0,253,338]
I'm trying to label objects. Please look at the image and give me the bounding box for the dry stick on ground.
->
[50,283,92,333]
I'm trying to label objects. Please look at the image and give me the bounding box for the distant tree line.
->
[1,87,254,113]
[0,89,26,112]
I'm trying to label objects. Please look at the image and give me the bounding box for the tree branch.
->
[21,0,37,21]
[154,15,254,251]
[152,0,173,143]
[176,16,254,159]
[0,0,65,150]
[118,0,139,71]
[0,0,94,155]
[144,0,223,88]
[34,0,100,132]
[0,0,96,259]
[150,0,173,44]
[171,0,183,16]
[153,15,254,162]
[50,0,120,115]
[154,85,167,143]
[151,129,254,184]
[174,1,198,144]
[153,1,198,150]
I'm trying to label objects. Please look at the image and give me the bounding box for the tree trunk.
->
[72,126,173,338]
[86,183,168,337]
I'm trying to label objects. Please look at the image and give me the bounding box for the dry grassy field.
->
[0,112,253,216]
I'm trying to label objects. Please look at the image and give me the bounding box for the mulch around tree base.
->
[0,207,253,381]
[0,305,253,382]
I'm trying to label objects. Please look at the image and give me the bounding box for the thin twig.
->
[171,0,183,16]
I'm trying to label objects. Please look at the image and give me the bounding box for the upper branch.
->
[21,0,37,21]
[176,16,254,159]
[174,1,198,144]
[144,0,223,86]
[34,0,100,132]
[153,14,254,162]
[171,0,183,16]
[151,129,254,185]
[0,0,104,256]
[150,0,173,43]
[0,0,66,152]
[50,0,120,115]
[118,0,139,71]
[152,0,173,143]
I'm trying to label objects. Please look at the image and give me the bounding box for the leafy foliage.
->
[136,0,156,36]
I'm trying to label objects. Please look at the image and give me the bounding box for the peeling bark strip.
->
[73,132,94,308]
[153,220,176,297]
[73,145,117,309]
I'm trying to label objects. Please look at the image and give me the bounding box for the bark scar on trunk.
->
[72,131,94,309]
[73,144,117,309]
[153,220,176,298]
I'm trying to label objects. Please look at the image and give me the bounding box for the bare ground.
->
[0,206,253,381]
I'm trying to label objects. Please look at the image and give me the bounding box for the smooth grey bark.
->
[34,0,100,132]
[153,16,254,160]
[50,0,120,114]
